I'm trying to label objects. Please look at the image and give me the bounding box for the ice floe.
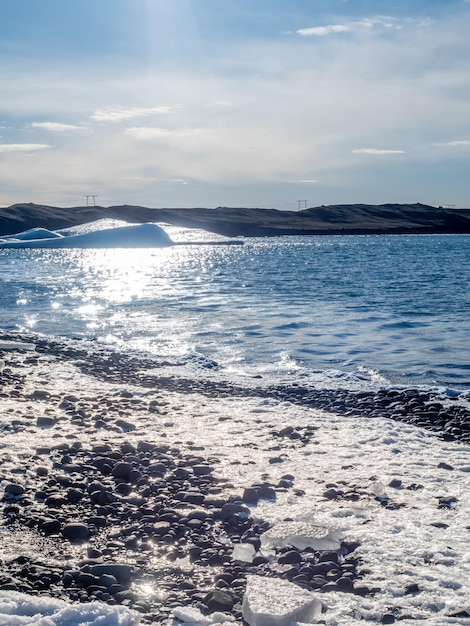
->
[242,576,321,626]
[260,520,343,552]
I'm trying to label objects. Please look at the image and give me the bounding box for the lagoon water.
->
[0,228,469,396]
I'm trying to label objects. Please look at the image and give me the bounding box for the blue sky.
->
[1,0,469,209]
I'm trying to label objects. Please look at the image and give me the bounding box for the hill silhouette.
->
[1,202,469,237]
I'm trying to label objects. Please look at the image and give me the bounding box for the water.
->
[0,230,469,394]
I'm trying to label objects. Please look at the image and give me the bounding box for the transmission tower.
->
[297,199,308,211]
[84,195,98,206]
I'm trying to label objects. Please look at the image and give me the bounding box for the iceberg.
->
[0,223,173,248]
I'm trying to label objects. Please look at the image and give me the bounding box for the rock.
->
[89,564,132,587]
[192,464,212,476]
[437,462,454,471]
[278,550,302,565]
[36,415,56,427]
[111,462,133,480]
[242,575,321,626]
[4,484,24,497]
[62,523,90,542]
[40,518,61,535]
[242,488,259,504]
[203,589,235,613]
[447,608,470,618]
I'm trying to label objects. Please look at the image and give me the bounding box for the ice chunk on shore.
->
[242,575,321,626]
[0,590,139,625]
[232,542,256,563]
[173,606,236,625]
[260,521,342,551]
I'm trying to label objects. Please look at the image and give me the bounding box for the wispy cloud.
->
[297,24,351,37]
[30,122,82,132]
[297,16,422,37]
[434,140,470,147]
[91,106,174,123]
[0,143,51,153]
[353,148,405,155]
[290,179,317,184]
[125,126,202,140]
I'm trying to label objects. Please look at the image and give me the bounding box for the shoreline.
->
[0,334,469,624]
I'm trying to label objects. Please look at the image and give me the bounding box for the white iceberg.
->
[0,223,173,248]
[242,575,321,626]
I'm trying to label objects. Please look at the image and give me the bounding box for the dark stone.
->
[40,518,61,535]
[336,576,354,593]
[278,550,302,565]
[62,523,90,542]
[111,462,133,480]
[437,462,454,471]
[447,609,470,618]
[89,564,132,587]
[4,484,24,497]
[203,589,234,612]
[242,488,258,504]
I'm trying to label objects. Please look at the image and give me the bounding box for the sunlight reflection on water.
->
[0,234,469,390]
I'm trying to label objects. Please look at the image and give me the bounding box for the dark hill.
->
[0,202,469,237]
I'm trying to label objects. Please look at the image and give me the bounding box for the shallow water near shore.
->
[0,229,469,398]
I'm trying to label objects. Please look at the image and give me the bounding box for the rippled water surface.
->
[0,233,469,391]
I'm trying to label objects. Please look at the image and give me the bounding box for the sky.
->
[0,0,469,210]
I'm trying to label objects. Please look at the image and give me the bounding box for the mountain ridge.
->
[1,202,469,237]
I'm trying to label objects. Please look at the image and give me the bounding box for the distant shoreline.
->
[1,202,470,237]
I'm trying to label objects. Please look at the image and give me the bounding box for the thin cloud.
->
[353,148,405,155]
[297,24,351,36]
[434,140,470,146]
[91,106,174,123]
[0,143,51,153]
[297,16,418,37]
[30,122,82,132]
[125,126,202,140]
[290,179,317,184]
[125,127,173,140]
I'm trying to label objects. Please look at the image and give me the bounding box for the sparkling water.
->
[0,231,468,394]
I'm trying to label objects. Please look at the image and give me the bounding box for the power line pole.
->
[84,195,98,206]
[297,200,308,211]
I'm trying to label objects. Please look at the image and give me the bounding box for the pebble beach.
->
[0,334,469,625]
